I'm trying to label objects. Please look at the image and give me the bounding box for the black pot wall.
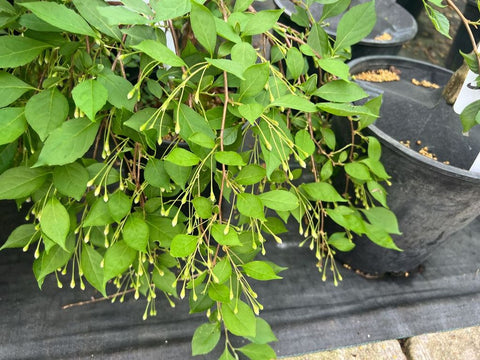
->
[334,56,480,275]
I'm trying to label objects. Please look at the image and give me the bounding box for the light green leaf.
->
[215,151,246,166]
[295,129,315,159]
[231,42,257,68]
[328,232,355,252]
[0,107,27,145]
[83,197,115,227]
[122,0,155,15]
[317,102,378,117]
[206,58,245,80]
[170,234,198,257]
[81,244,106,296]
[242,261,282,280]
[190,2,216,55]
[234,0,254,12]
[0,224,37,251]
[300,182,346,202]
[133,40,186,67]
[165,147,201,167]
[0,36,50,68]
[53,162,89,201]
[40,197,70,250]
[240,63,270,98]
[208,283,230,302]
[20,2,97,37]
[97,5,150,25]
[73,0,122,41]
[238,102,264,124]
[164,161,191,189]
[0,166,48,200]
[192,196,213,219]
[238,343,277,360]
[258,190,298,211]
[235,164,266,185]
[312,80,368,102]
[123,215,149,252]
[364,223,402,251]
[321,0,351,21]
[222,300,256,337]
[270,94,317,113]
[211,224,242,246]
[361,207,401,235]
[152,266,178,296]
[25,88,69,141]
[97,69,136,112]
[247,317,278,345]
[153,0,191,21]
[0,0,15,14]
[176,104,215,143]
[192,322,221,356]
[0,71,34,108]
[243,9,283,36]
[35,118,100,166]
[460,100,480,132]
[72,79,108,121]
[344,162,371,180]
[35,243,73,286]
[219,348,236,360]
[367,180,388,207]
[307,23,330,58]
[425,5,451,39]
[334,1,376,51]
[214,17,242,43]
[367,136,382,161]
[212,257,232,284]
[107,191,132,222]
[286,47,304,79]
[103,241,137,284]
[236,193,266,221]
[317,58,350,80]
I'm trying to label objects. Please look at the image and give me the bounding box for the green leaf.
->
[81,244,106,296]
[222,300,256,337]
[188,132,215,149]
[208,283,231,302]
[270,94,317,113]
[295,129,315,159]
[190,2,216,55]
[0,224,37,251]
[211,224,242,246]
[176,104,215,143]
[0,71,34,108]
[317,102,378,117]
[237,193,266,221]
[242,261,282,280]
[286,47,304,79]
[317,58,350,80]
[97,5,150,25]
[321,0,350,21]
[231,42,258,68]
[53,162,89,201]
[307,23,330,58]
[425,5,451,39]
[20,2,97,37]
[35,243,73,286]
[258,190,298,211]
[192,196,212,219]
[214,17,242,43]
[247,317,278,345]
[240,63,270,98]
[367,180,388,207]
[73,0,122,41]
[25,88,69,141]
[40,197,70,250]
[234,0,254,12]
[147,215,184,247]
[153,0,191,21]
[164,161,191,189]
[238,343,277,360]
[0,0,15,14]
[361,207,401,235]
[238,102,265,125]
[103,241,137,284]
[364,223,402,251]
[152,266,178,296]
[206,58,246,80]
[215,151,246,166]
[344,162,371,181]
[300,182,346,202]
[144,158,170,189]
[72,79,108,121]
[97,69,136,112]
[122,0,155,15]
[107,191,132,222]
[191,322,220,355]
[35,118,100,166]
[219,348,236,360]
[170,234,198,257]
[358,95,383,130]
[235,164,266,185]
[0,107,27,145]
[212,257,232,284]
[165,147,201,167]
[313,80,368,102]
[328,232,355,252]
[460,100,480,132]
[0,36,50,68]
[367,136,382,161]
[334,1,376,51]
[132,40,186,67]
[0,166,48,200]
[243,9,283,36]
[123,215,149,252]
[83,197,115,227]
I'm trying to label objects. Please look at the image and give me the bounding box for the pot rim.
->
[349,55,480,183]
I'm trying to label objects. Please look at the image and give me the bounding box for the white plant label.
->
[453,70,480,114]
[470,152,480,173]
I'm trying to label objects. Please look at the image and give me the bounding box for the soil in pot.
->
[333,56,480,275]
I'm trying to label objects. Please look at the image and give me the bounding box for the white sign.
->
[453,70,480,114]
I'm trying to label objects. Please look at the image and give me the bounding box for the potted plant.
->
[0,0,402,358]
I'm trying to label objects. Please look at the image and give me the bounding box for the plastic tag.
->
[453,70,480,114]
[470,152,480,174]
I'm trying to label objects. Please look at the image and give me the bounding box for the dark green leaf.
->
[53,162,89,201]
[300,182,346,202]
[235,164,266,185]
[208,283,231,302]
[190,2,216,55]
[328,232,355,252]
[0,71,34,108]
[103,240,137,284]
[132,40,186,67]
[0,224,37,251]
[35,243,73,286]
[152,266,178,296]
[81,244,106,296]
[270,94,317,113]
[0,36,50,68]
[307,23,330,58]
[107,191,132,222]
[165,147,201,167]
[313,80,368,102]
[192,196,212,219]
[211,224,242,246]
[334,1,376,51]
[236,193,266,221]
[170,234,198,257]
[72,79,108,121]
[144,158,170,189]
[242,261,282,280]
[123,215,149,252]
[0,166,48,200]
[222,300,256,337]
[242,9,283,36]
[73,0,122,41]
[97,69,136,112]
[258,190,298,211]
[0,107,27,145]
[240,63,270,98]
[321,0,351,21]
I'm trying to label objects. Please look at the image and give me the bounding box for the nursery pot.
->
[334,56,480,275]
[396,0,424,18]
[274,0,417,58]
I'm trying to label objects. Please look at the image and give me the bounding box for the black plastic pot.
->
[445,0,480,70]
[274,0,418,58]
[396,0,424,18]
[334,56,480,275]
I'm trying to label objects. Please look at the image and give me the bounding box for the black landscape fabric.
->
[1,206,479,359]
